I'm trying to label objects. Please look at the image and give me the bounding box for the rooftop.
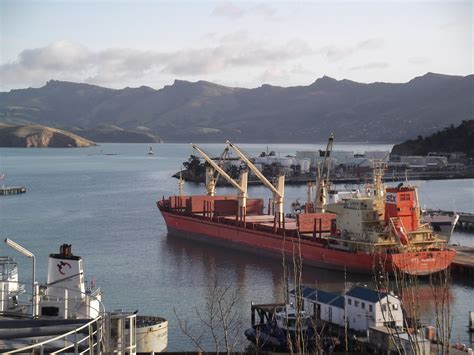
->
[346,285,387,303]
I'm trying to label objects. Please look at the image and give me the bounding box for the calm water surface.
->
[0,143,472,350]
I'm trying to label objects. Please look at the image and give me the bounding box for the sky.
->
[0,0,472,91]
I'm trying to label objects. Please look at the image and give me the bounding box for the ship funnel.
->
[46,244,85,299]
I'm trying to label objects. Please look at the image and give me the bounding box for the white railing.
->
[4,316,104,354]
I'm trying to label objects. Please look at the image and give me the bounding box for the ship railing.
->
[4,316,104,354]
[0,280,35,316]
[0,280,106,320]
[40,283,106,319]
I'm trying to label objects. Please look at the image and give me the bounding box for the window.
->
[369,305,373,312]
[355,300,360,307]
[348,298,352,305]
[392,304,399,310]
[400,193,410,201]
[361,302,365,309]
[382,304,387,312]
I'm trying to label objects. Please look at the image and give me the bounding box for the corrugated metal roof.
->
[329,295,345,309]
[289,286,318,299]
[346,286,387,303]
[315,290,339,304]
[290,286,340,305]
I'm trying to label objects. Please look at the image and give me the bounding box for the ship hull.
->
[160,210,455,276]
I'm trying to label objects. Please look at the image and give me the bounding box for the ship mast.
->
[226,141,285,222]
[372,160,386,199]
[178,169,185,196]
[191,144,248,218]
[314,134,334,212]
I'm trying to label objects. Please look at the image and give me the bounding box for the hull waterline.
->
[159,209,455,276]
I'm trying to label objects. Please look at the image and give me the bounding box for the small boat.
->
[148,146,154,155]
[244,304,315,351]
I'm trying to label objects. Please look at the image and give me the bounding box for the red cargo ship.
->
[157,141,455,276]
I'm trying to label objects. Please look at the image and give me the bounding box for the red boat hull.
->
[159,209,456,276]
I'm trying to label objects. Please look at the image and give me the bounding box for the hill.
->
[0,73,472,143]
[71,125,163,143]
[0,125,96,147]
[391,120,474,157]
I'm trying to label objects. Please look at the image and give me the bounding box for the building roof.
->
[315,290,340,305]
[290,286,341,305]
[329,295,345,309]
[289,286,318,299]
[346,286,387,303]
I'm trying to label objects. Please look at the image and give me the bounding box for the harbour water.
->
[0,143,473,350]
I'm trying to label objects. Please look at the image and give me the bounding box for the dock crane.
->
[191,144,248,219]
[226,141,285,223]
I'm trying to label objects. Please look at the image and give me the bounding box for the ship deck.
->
[220,215,299,231]
[173,209,449,250]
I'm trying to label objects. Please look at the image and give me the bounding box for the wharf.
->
[425,209,474,233]
[175,166,474,186]
[0,186,26,195]
[457,212,474,233]
[451,245,474,276]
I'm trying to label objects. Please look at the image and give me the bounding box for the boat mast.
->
[315,134,334,212]
[191,144,248,218]
[226,141,285,222]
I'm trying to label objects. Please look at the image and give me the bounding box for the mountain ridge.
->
[0,72,472,143]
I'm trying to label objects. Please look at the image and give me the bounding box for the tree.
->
[175,277,243,354]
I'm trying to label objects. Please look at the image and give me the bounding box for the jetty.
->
[456,212,474,232]
[0,186,26,195]
[451,245,474,276]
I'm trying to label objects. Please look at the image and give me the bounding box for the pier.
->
[0,186,26,195]
[456,212,474,233]
[451,245,474,276]
[425,209,474,233]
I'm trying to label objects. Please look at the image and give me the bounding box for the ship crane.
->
[314,133,334,212]
[203,146,230,197]
[226,141,285,223]
[191,144,248,218]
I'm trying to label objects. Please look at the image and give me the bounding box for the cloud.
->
[318,38,384,61]
[0,37,313,89]
[408,57,430,65]
[252,3,277,19]
[348,62,390,71]
[212,2,277,20]
[18,40,91,70]
[162,37,311,75]
[258,64,314,86]
[212,2,245,19]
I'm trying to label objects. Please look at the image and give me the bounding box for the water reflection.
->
[163,230,473,349]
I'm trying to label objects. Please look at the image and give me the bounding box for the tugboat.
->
[245,304,315,351]
[0,240,168,353]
